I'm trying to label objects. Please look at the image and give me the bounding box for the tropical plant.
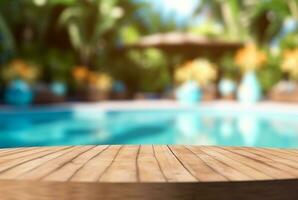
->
[194,0,297,44]
[59,0,124,67]
[235,43,267,72]
[72,66,113,91]
[127,48,170,92]
[175,59,217,86]
[219,53,238,80]
[248,0,292,45]
[0,10,15,66]
[43,49,75,83]
[281,48,298,80]
[1,59,39,83]
[258,52,283,92]
[0,0,74,51]
[280,32,298,49]
[194,0,246,40]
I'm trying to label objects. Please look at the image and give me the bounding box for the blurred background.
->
[0,0,298,105]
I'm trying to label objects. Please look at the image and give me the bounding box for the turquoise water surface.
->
[0,108,298,149]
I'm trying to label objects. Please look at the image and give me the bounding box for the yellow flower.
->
[2,59,39,82]
[97,73,113,91]
[86,71,113,91]
[175,59,217,86]
[10,59,29,76]
[281,49,298,80]
[235,43,267,72]
[87,72,99,85]
[72,66,89,82]
[191,59,217,86]
[174,62,192,84]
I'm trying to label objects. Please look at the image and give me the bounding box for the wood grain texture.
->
[169,146,227,181]
[153,145,196,182]
[99,145,140,182]
[0,145,297,183]
[186,146,252,181]
[0,145,297,199]
[71,145,121,182]
[137,145,165,182]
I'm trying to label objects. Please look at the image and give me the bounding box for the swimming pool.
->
[1,102,298,149]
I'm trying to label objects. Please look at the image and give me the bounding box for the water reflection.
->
[0,110,298,148]
[175,112,274,147]
[175,113,216,145]
[237,115,260,146]
[220,118,234,138]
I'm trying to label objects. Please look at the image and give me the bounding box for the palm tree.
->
[287,0,298,19]
[248,0,293,45]
[194,0,245,41]
[0,13,15,63]
[194,0,297,45]
[59,0,124,67]
[0,0,74,53]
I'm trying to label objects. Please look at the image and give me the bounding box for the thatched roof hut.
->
[129,32,243,58]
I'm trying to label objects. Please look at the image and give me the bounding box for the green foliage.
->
[59,0,123,66]
[189,20,223,38]
[1,0,295,94]
[0,13,15,64]
[111,48,171,92]
[195,0,296,44]
[219,54,238,80]
[43,49,75,82]
[257,52,283,92]
[280,33,298,49]
[249,0,290,45]
[120,25,140,45]
[0,0,183,93]
[194,0,245,40]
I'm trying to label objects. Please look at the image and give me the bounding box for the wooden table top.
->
[0,145,298,183]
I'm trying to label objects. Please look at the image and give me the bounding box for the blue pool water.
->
[0,107,298,149]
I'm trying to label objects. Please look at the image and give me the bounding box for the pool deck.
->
[0,145,298,199]
[2,100,298,114]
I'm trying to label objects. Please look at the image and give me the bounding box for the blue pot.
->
[113,81,126,93]
[219,79,236,97]
[50,82,67,96]
[175,81,202,104]
[5,80,33,106]
[237,71,262,103]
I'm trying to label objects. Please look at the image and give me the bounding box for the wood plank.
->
[253,148,298,162]
[292,149,298,153]
[229,149,298,176]
[211,147,294,179]
[0,147,74,179]
[199,147,271,180]
[153,145,196,182]
[100,145,140,182]
[187,146,252,181]
[0,147,65,174]
[0,147,51,164]
[43,146,108,182]
[0,147,27,153]
[137,145,166,182]
[17,146,94,180]
[0,145,297,185]
[0,148,35,157]
[169,146,227,181]
[276,149,298,157]
[71,145,122,182]
[227,147,298,158]
[242,148,298,169]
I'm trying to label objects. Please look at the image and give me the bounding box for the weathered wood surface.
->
[0,145,297,200]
